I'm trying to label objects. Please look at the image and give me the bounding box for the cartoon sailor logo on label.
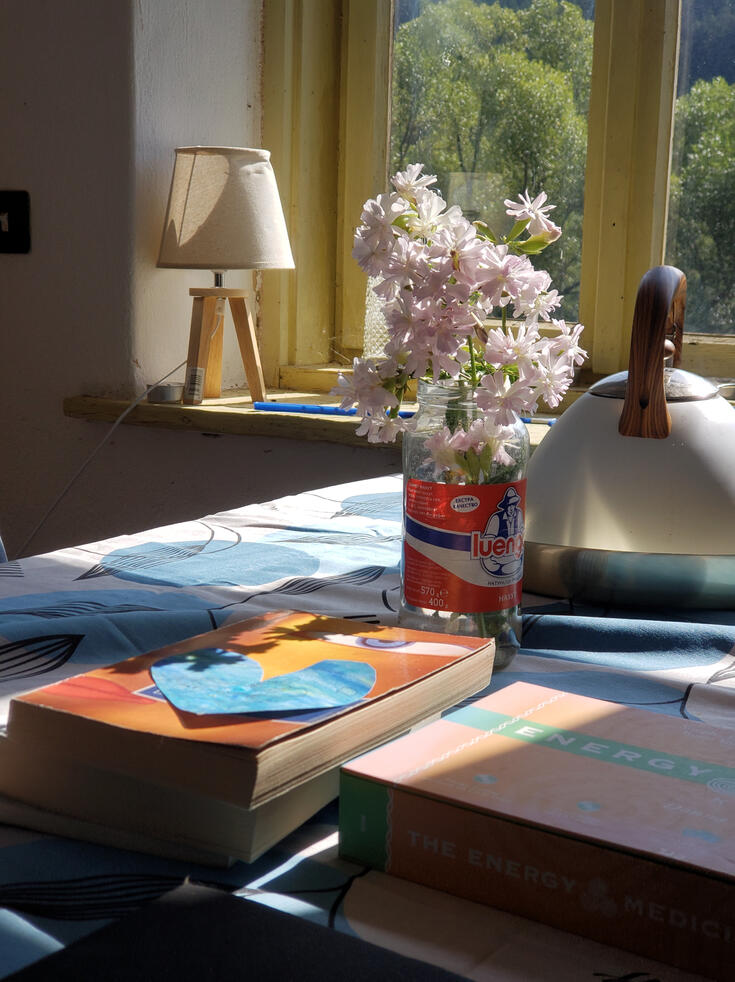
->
[471,485,524,581]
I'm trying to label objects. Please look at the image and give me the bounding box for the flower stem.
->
[468,337,478,389]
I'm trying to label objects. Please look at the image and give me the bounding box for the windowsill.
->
[63,390,396,450]
[64,353,735,453]
[62,388,556,452]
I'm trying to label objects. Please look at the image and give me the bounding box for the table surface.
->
[1,475,733,981]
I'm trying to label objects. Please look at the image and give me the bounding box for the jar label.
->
[403,478,526,613]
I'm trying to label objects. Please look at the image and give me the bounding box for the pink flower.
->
[423,418,518,480]
[360,192,407,231]
[352,227,395,276]
[534,349,575,409]
[346,168,587,447]
[484,322,541,369]
[405,188,452,238]
[382,236,431,287]
[356,412,406,444]
[476,245,534,307]
[512,269,563,322]
[332,358,398,416]
[504,189,562,242]
[391,164,437,197]
[546,319,587,367]
[477,371,539,425]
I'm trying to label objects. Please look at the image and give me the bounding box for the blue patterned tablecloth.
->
[0,475,732,981]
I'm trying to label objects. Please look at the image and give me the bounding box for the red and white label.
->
[403,478,526,613]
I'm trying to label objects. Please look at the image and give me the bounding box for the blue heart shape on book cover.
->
[150,647,376,715]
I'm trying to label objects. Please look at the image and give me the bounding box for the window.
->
[260,0,393,388]
[665,0,735,339]
[391,0,593,323]
[260,0,734,394]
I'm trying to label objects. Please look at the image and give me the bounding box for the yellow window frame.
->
[261,0,735,392]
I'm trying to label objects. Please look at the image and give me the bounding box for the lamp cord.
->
[16,305,229,560]
[16,359,189,560]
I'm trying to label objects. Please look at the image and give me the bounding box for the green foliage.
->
[679,0,735,90]
[666,77,735,334]
[392,0,735,335]
[390,0,592,317]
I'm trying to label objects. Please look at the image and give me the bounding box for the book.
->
[339,681,735,978]
[0,746,340,866]
[2,609,494,862]
[4,881,466,981]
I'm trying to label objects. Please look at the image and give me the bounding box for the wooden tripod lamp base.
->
[183,287,267,405]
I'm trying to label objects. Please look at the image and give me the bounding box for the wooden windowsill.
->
[63,390,394,450]
[63,388,555,451]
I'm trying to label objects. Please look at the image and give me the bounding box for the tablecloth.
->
[1,475,733,981]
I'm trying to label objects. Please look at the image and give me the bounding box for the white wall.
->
[132,0,259,388]
[0,0,399,560]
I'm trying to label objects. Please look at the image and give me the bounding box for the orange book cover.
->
[340,681,735,977]
[10,609,492,750]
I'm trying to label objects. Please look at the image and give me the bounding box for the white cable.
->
[16,359,188,559]
[17,307,228,559]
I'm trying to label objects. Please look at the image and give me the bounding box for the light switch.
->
[0,191,31,253]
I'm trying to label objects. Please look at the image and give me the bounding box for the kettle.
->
[524,265,735,608]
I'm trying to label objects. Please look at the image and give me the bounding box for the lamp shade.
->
[157,147,294,271]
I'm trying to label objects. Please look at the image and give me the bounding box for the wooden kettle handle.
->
[618,265,687,439]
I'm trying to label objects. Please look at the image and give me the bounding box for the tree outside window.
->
[391,0,735,338]
[665,0,735,336]
[391,0,593,322]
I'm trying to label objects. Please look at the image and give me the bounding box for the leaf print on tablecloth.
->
[0,873,188,921]
[77,540,319,589]
[0,600,163,619]
[76,542,217,580]
[334,491,403,522]
[0,563,23,578]
[75,523,244,580]
[0,635,83,680]
[707,653,735,685]
[221,565,387,607]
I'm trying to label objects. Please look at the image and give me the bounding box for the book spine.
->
[339,774,735,978]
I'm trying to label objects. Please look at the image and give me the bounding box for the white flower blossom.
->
[484,322,541,369]
[477,244,534,307]
[504,189,561,242]
[339,168,587,454]
[477,372,539,426]
[333,358,398,416]
[534,349,575,408]
[405,188,452,238]
[391,163,437,197]
[360,192,407,232]
[546,319,587,367]
[352,228,395,276]
[423,417,518,480]
[356,412,406,444]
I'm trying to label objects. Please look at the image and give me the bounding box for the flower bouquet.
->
[334,165,586,663]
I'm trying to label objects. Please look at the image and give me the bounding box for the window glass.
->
[665,0,735,335]
[390,0,594,321]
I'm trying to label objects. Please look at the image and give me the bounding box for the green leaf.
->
[392,214,413,233]
[474,221,498,243]
[479,443,495,474]
[505,218,531,242]
[516,234,552,255]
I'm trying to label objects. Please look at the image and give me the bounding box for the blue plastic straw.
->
[252,402,555,425]
[253,402,415,418]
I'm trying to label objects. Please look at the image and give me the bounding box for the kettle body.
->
[523,266,735,607]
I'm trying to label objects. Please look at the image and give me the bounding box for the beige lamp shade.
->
[157,147,294,270]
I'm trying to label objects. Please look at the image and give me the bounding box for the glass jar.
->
[400,379,530,669]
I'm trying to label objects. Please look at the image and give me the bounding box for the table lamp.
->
[157,146,294,405]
